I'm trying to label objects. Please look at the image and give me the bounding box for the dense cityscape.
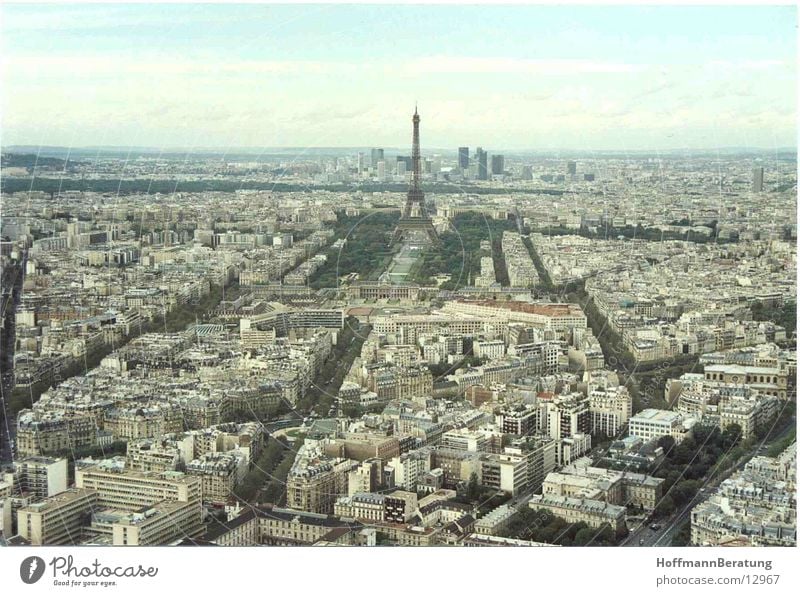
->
[0,105,795,549]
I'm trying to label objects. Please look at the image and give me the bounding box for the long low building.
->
[75,461,202,510]
[16,488,99,545]
[528,493,626,533]
[442,300,587,333]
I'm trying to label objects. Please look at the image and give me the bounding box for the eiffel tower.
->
[391,106,439,245]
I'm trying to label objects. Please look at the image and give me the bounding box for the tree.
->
[657,435,676,454]
[671,480,700,506]
[467,472,480,501]
[671,522,692,546]
[721,424,743,450]
[655,495,675,517]
[598,524,615,544]
[341,403,362,418]
[574,527,596,546]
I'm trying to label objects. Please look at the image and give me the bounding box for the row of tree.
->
[308,211,399,289]
[527,223,738,244]
[2,176,565,197]
[412,212,516,289]
[650,425,743,517]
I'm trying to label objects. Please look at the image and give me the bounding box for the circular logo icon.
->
[20,556,46,584]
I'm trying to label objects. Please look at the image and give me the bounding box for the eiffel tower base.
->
[391,218,439,246]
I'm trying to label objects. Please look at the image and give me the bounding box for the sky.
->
[0,3,796,151]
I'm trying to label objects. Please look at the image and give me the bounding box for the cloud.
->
[633,80,673,99]
[706,59,788,71]
[410,56,645,75]
[4,54,648,82]
[2,56,358,79]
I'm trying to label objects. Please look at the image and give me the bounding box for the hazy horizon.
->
[3,144,797,156]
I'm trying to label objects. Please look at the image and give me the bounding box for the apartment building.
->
[589,385,632,437]
[17,488,99,545]
[474,503,516,536]
[111,500,204,546]
[628,409,696,443]
[389,449,432,491]
[257,506,364,546]
[691,444,796,546]
[287,450,356,514]
[16,411,98,457]
[185,451,248,504]
[75,463,202,510]
[441,429,491,452]
[4,456,68,500]
[497,404,539,436]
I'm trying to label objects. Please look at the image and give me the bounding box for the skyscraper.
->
[371,148,384,167]
[432,155,442,174]
[397,155,412,171]
[357,152,365,174]
[491,154,505,175]
[752,167,764,192]
[567,161,577,176]
[458,147,470,170]
[476,147,488,181]
[521,165,533,181]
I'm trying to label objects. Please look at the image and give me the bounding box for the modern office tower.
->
[357,152,365,174]
[491,154,505,175]
[371,148,384,167]
[397,160,407,176]
[476,147,488,180]
[396,155,412,171]
[377,160,386,181]
[521,165,533,181]
[567,160,577,175]
[584,173,595,182]
[458,147,470,169]
[753,167,764,192]
[391,107,439,245]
